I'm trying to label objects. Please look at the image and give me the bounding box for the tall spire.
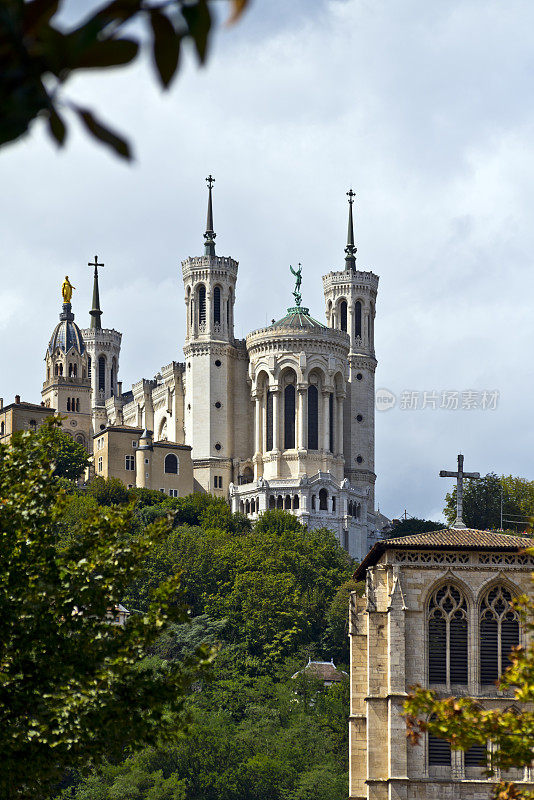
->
[88,255,104,329]
[204,175,216,257]
[344,189,357,272]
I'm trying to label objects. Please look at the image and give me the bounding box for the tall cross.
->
[439,454,480,529]
[88,255,104,275]
[206,174,215,189]
[347,188,356,205]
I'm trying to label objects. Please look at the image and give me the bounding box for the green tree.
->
[388,517,445,537]
[322,577,363,664]
[444,473,534,531]
[43,420,89,480]
[404,563,534,800]
[88,475,129,506]
[1,0,249,159]
[0,423,213,799]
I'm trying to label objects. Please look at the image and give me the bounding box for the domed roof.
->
[47,303,85,355]
[268,306,326,331]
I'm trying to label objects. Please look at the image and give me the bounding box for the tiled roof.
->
[354,528,534,580]
[387,529,534,548]
[291,660,348,683]
[269,307,326,331]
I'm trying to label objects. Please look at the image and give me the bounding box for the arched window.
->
[277,495,283,509]
[98,356,106,392]
[480,585,520,684]
[110,365,115,396]
[284,384,295,449]
[227,289,232,328]
[284,495,291,510]
[73,363,77,378]
[307,385,319,450]
[269,495,275,509]
[292,495,299,510]
[355,301,362,338]
[340,300,347,332]
[329,393,334,452]
[348,501,353,516]
[88,355,91,378]
[332,496,336,512]
[266,390,273,451]
[245,500,250,514]
[68,363,72,377]
[198,285,206,325]
[164,454,178,474]
[0,422,4,436]
[311,494,316,511]
[428,722,451,766]
[75,398,80,412]
[428,584,468,685]
[59,363,63,376]
[319,488,328,511]
[214,286,221,325]
[67,398,71,411]
[242,467,253,485]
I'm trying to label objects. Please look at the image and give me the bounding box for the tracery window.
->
[480,585,520,684]
[428,584,468,685]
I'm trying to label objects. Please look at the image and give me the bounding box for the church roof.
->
[354,529,534,579]
[48,303,85,355]
[269,306,326,331]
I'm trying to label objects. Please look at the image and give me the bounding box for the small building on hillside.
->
[292,658,348,687]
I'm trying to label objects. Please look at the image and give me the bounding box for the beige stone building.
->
[349,528,534,800]
[0,397,55,443]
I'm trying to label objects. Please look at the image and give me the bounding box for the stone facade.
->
[349,530,534,800]
[0,398,55,443]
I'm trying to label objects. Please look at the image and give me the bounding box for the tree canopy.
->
[444,473,534,531]
[0,422,212,799]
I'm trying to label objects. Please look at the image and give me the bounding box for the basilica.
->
[0,178,383,560]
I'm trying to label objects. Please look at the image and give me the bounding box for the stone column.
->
[298,386,307,450]
[336,394,344,457]
[272,388,280,451]
[253,394,261,458]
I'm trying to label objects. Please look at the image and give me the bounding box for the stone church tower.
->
[182,176,252,493]
[322,190,378,507]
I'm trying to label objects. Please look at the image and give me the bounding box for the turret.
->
[322,191,378,507]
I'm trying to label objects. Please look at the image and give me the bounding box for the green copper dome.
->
[269,306,326,331]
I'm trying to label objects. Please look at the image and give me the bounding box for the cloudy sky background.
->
[2,0,534,522]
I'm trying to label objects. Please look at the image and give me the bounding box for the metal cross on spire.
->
[439,454,481,529]
[204,174,216,257]
[344,188,357,272]
[88,254,104,330]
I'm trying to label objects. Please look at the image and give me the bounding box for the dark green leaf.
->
[150,10,180,88]
[182,0,211,64]
[47,105,66,145]
[70,37,139,70]
[23,0,60,32]
[74,105,131,160]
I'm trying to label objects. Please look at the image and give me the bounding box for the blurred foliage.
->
[0,421,213,799]
[405,550,534,800]
[0,0,250,159]
[444,473,534,531]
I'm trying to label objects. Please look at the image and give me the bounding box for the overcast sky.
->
[2,0,533,523]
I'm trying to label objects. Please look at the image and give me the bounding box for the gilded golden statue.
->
[61,276,75,304]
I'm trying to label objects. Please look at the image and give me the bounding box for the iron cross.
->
[347,188,356,205]
[206,175,215,189]
[439,454,480,529]
[88,255,104,275]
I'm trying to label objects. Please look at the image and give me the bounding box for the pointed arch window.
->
[284,384,295,449]
[428,584,468,685]
[355,301,362,338]
[340,301,347,332]
[480,585,520,684]
[214,286,221,325]
[319,488,328,511]
[428,720,451,766]
[307,385,319,450]
[67,398,71,411]
[198,285,206,325]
